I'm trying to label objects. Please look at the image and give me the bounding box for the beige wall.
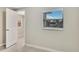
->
[0,8,6,46]
[25,7,79,52]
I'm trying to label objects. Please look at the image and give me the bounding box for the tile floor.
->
[18,45,48,52]
[0,44,48,52]
[0,37,49,52]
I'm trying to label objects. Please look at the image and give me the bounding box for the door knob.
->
[6,29,10,31]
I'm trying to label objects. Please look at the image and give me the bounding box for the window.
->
[43,8,63,30]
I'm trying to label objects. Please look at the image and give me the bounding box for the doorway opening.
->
[0,8,26,51]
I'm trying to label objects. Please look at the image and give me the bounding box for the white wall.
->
[16,9,25,16]
[16,15,25,49]
[15,9,25,50]
[25,7,79,52]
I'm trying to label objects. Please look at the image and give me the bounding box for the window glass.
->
[43,8,63,28]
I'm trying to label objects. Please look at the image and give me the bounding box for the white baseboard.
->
[26,44,60,52]
[0,43,5,47]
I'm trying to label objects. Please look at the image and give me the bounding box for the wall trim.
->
[0,43,5,47]
[26,44,60,52]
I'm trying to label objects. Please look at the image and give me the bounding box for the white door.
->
[6,8,18,48]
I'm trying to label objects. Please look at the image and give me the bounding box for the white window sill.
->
[42,27,63,31]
